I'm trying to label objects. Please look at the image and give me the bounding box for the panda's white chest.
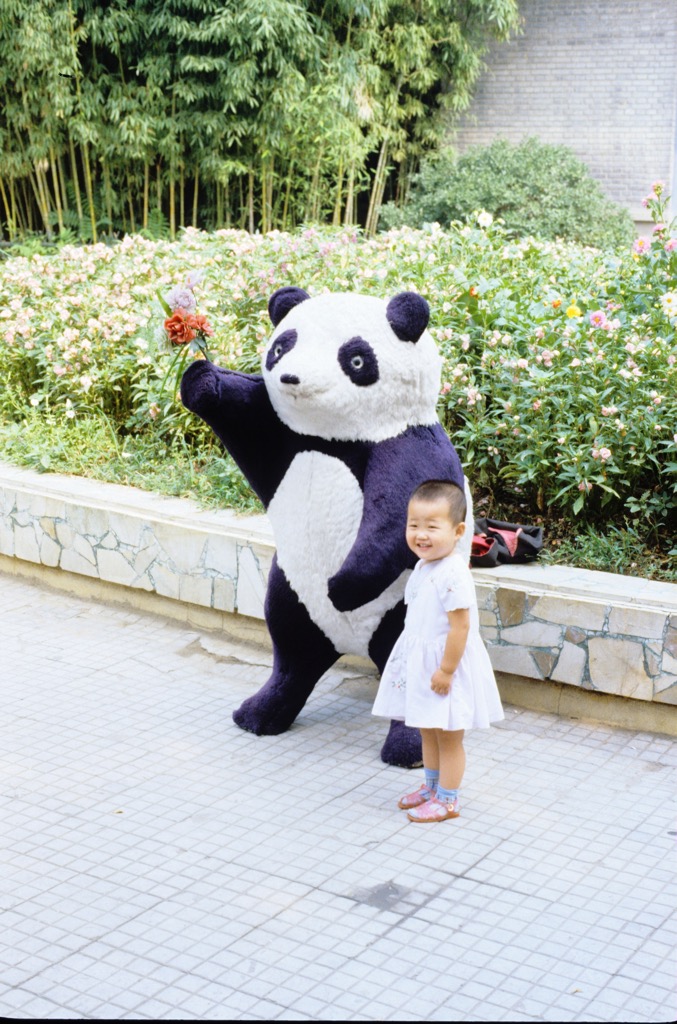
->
[268,451,363,590]
[266,451,404,656]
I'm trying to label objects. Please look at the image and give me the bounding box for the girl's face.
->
[406,497,466,562]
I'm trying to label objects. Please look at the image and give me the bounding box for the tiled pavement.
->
[1,572,675,1022]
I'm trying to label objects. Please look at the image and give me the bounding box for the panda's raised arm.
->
[180,359,293,506]
[327,425,465,612]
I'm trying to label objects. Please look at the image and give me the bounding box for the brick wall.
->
[451,0,677,222]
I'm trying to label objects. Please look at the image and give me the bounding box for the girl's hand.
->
[431,668,453,695]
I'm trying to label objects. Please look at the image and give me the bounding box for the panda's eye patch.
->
[338,337,379,387]
[266,329,297,371]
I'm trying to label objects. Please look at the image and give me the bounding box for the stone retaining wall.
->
[474,567,677,705]
[1,462,676,710]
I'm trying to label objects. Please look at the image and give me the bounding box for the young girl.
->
[372,479,504,822]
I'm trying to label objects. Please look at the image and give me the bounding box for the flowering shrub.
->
[0,198,675,531]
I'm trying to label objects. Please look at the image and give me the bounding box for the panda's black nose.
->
[280,374,300,385]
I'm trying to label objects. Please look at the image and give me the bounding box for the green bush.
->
[380,139,635,248]
[0,189,674,549]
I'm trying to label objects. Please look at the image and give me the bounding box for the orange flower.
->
[469,286,479,298]
[186,313,214,337]
[552,298,562,308]
[164,310,196,345]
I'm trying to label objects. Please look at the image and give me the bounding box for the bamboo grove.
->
[0,0,518,242]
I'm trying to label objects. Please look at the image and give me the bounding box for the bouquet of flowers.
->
[157,272,214,397]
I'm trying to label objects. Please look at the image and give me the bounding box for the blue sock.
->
[437,785,459,804]
[423,768,440,792]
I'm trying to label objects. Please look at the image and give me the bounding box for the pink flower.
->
[532,399,542,410]
[653,223,666,234]
[665,239,677,252]
[578,481,592,492]
[589,310,608,328]
[592,447,611,461]
[440,382,452,395]
[632,238,651,255]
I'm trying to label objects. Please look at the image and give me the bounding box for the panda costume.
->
[180,286,473,767]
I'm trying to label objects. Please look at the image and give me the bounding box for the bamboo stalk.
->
[306,150,323,222]
[169,174,176,239]
[343,164,355,226]
[143,161,149,228]
[332,157,344,226]
[216,180,222,227]
[260,157,267,235]
[267,156,274,233]
[247,171,254,233]
[224,176,230,228]
[169,96,176,239]
[179,164,185,229]
[68,134,84,226]
[49,148,64,233]
[81,142,97,242]
[0,177,14,239]
[238,176,246,229]
[30,162,52,238]
[156,162,162,214]
[127,170,136,233]
[57,151,69,212]
[281,161,294,231]
[102,159,113,232]
[9,179,19,234]
[20,178,33,231]
[365,139,389,237]
[192,166,199,226]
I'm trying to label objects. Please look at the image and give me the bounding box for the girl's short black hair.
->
[409,479,467,525]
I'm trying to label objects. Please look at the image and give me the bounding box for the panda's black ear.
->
[386,291,430,343]
[268,286,310,326]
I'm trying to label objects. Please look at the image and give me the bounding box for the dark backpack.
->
[470,517,543,567]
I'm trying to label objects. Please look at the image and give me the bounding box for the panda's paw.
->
[380,720,423,768]
[232,694,295,736]
[327,572,361,612]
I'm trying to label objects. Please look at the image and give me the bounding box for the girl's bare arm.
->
[431,609,470,695]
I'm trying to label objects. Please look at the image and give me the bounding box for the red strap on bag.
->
[489,527,523,557]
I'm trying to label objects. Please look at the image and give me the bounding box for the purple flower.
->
[166,286,197,313]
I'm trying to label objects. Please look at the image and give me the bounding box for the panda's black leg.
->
[232,558,339,736]
[368,603,423,769]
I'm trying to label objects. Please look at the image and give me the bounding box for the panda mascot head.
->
[263,286,441,441]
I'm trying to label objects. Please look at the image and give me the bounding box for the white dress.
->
[372,552,504,731]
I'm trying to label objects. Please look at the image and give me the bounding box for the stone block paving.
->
[1,571,675,1022]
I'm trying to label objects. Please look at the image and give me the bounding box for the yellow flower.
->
[566,304,582,318]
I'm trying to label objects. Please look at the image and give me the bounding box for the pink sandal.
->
[397,784,436,810]
[407,795,460,822]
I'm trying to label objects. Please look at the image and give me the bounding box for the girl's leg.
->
[397,728,439,809]
[437,729,465,791]
[421,728,440,772]
[406,726,463,820]
[421,727,441,792]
